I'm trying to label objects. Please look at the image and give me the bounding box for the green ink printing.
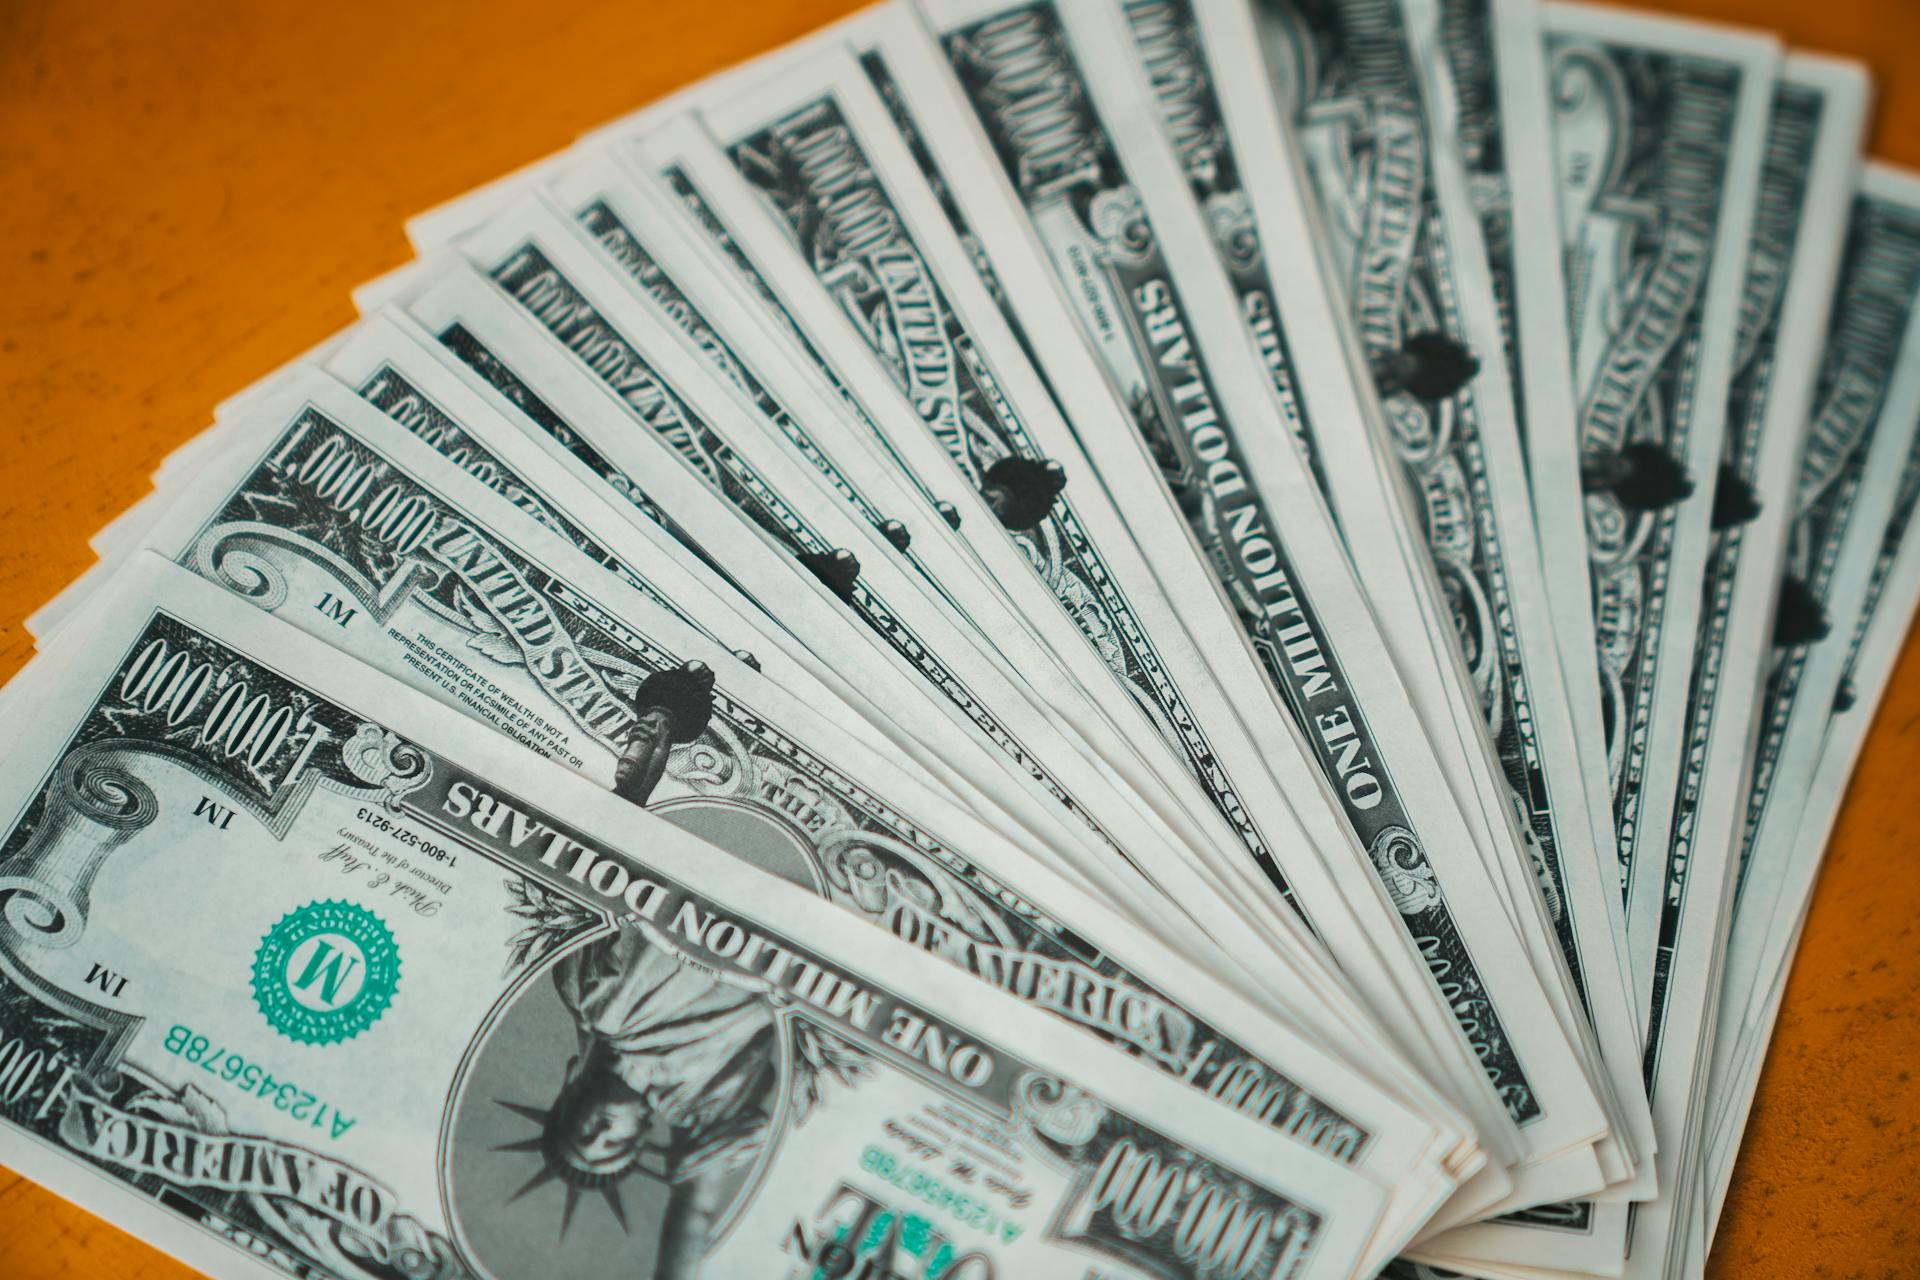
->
[162,1024,359,1140]
[251,899,400,1045]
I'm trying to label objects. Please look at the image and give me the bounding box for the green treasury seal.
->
[251,900,400,1045]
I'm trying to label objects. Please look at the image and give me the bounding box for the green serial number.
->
[860,1145,1023,1243]
[163,1025,358,1141]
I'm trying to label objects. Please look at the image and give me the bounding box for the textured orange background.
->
[1,0,1917,1276]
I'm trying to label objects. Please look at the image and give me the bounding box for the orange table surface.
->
[3,0,1918,1276]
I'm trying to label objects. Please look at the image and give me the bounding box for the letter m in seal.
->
[252,900,401,1045]
[294,938,361,1007]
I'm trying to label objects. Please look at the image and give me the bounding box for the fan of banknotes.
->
[1,0,1911,1277]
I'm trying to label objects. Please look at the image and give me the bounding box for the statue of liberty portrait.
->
[492,923,782,1278]
[475,657,868,1279]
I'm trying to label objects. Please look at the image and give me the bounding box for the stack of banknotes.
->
[2,0,1913,1276]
